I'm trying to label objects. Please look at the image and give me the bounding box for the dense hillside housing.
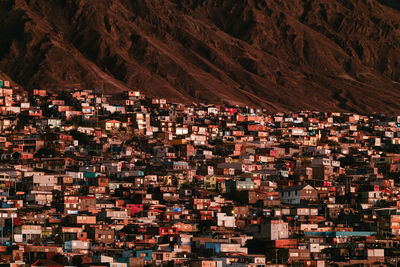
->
[0,80,399,265]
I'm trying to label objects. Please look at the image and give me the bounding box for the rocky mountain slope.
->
[1,0,400,113]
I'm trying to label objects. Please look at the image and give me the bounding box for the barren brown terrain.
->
[1,0,400,113]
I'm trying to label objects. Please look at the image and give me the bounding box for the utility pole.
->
[11,213,14,243]
[1,214,3,245]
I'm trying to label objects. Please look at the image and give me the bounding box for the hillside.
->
[1,0,400,113]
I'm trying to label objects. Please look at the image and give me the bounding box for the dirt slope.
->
[1,0,400,113]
